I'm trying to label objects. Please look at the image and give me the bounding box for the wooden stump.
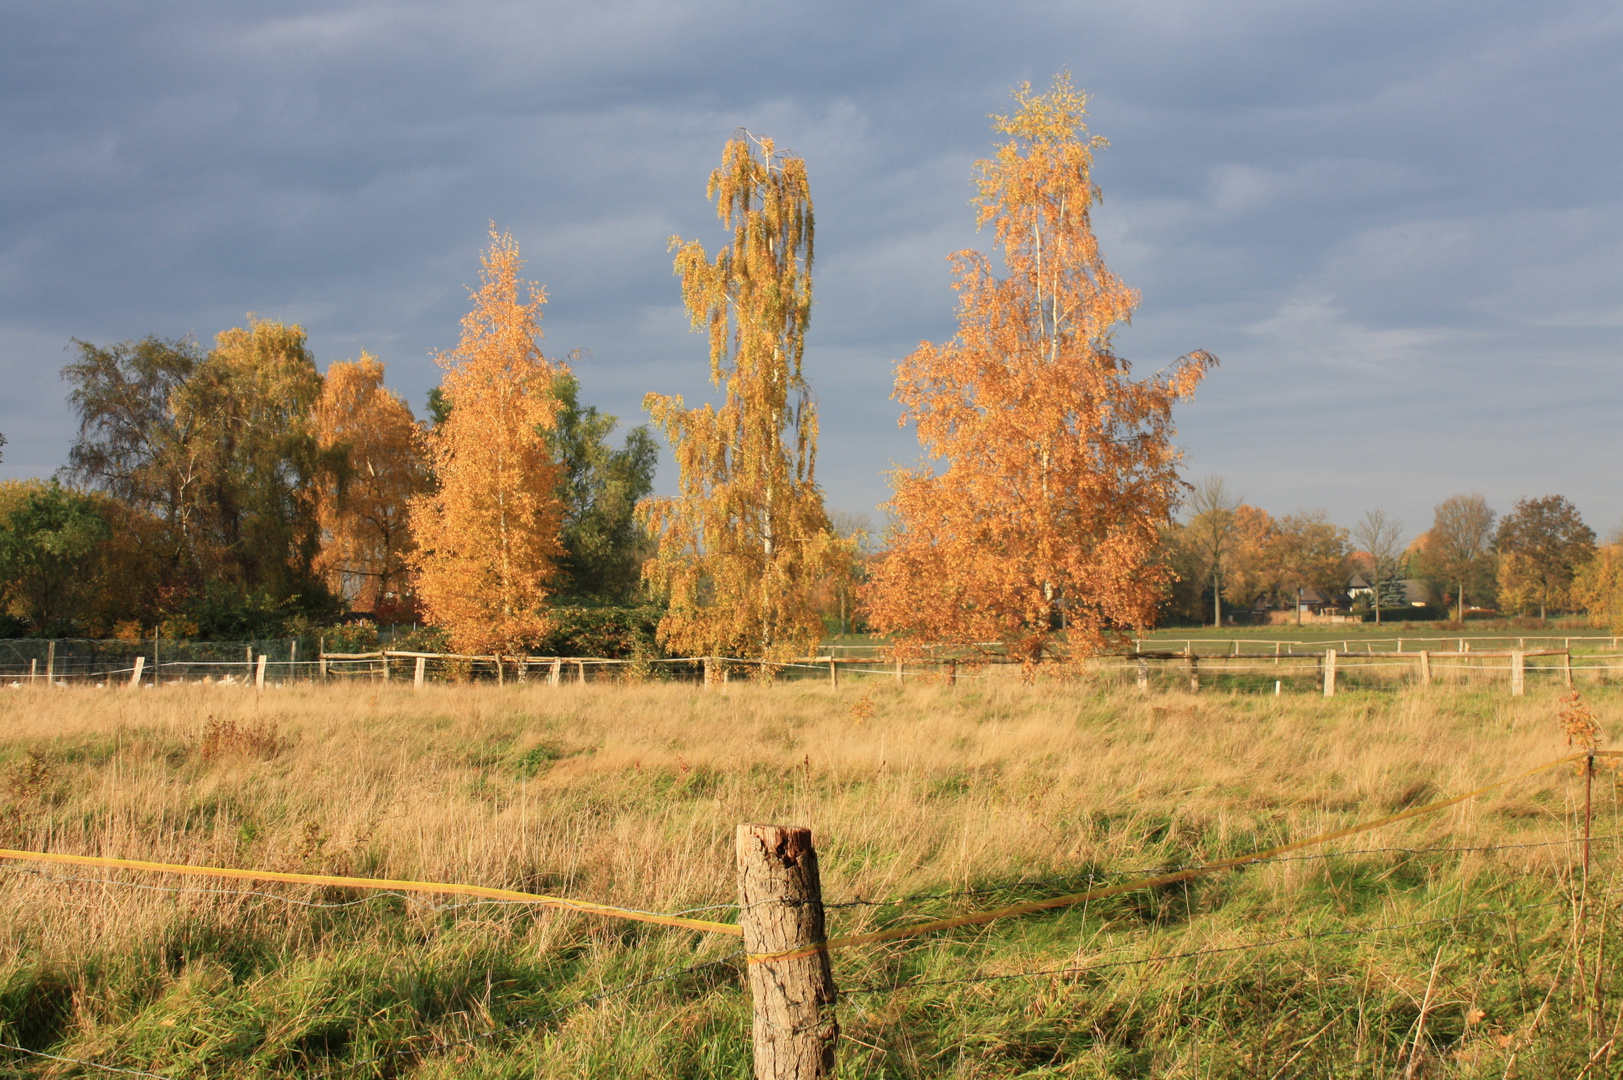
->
[736,824,838,1080]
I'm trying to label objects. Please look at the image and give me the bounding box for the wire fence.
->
[7,630,1623,693]
[1,827,1609,1078]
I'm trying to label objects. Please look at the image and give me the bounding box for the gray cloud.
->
[1,0,1617,543]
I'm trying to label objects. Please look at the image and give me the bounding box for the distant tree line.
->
[1163,481,1618,628]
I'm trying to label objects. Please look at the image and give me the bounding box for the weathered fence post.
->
[254,654,267,690]
[828,658,838,688]
[1186,653,1199,694]
[549,657,562,686]
[414,656,426,690]
[1323,649,1337,697]
[495,654,504,686]
[894,658,903,684]
[1136,658,1149,691]
[576,660,586,684]
[1510,650,1525,696]
[46,641,56,686]
[129,655,145,689]
[947,659,958,687]
[318,637,328,681]
[736,824,839,1080]
[1419,649,1431,687]
[289,638,298,681]
[1564,649,1574,689]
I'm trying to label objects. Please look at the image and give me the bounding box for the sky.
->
[1,0,1618,544]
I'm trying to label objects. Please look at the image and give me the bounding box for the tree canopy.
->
[864,75,1214,663]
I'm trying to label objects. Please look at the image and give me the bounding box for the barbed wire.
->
[11,833,1606,926]
[840,890,1593,996]
[822,833,1620,909]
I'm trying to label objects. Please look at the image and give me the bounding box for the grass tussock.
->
[0,679,1620,1077]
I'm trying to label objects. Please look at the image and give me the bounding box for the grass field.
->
[1,679,1621,1078]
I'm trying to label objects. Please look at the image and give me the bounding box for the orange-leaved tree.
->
[312,353,427,616]
[642,134,848,663]
[409,228,567,654]
[863,75,1216,663]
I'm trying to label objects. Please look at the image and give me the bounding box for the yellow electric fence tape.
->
[0,849,742,936]
[747,750,1611,963]
[0,751,1606,954]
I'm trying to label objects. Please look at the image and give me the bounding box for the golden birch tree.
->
[313,353,427,615]
[863,75,1215,663]
[409,228,567,654]
[641,134,848,662]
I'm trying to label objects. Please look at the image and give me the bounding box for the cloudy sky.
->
[2,0,1617,542]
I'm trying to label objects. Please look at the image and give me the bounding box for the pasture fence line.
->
[0,749,1610,1079]
[8,635,1623,697]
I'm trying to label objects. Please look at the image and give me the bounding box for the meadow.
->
[0,677,1620,1078]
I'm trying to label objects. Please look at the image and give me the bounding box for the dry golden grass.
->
[0,678,1617,1077]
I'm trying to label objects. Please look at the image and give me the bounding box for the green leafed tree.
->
[547,372,658,603]
[0,480,112,632]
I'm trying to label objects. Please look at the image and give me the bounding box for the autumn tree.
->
[1495,495,1595,619]
[312,354,428,616]
[1425,494,1496,621]
[863,76,1215,662]
[1350,508,1406,623]
[641,134,847,662]
[1182,476,1242,627]
[62,324,338,632]
[408,228,568,655]
[1572,545,1623,632]
[1220,504,1276,614]
[1269,511,1351,623]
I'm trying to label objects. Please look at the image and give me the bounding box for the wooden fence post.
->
[576,660,586,684]
[736,824,839,1080]
[947,659,958,687]
[1564,649,1574,689]
[1323,649,1337,697]
[255,654,267,690]
[1137,658,1149,691]
[129,655,145,689]
[318,636,328,681]
[414,656,426,690]
[495,654,504,686]
[894,658,903,684]
[1419,650,1431,687]
[289,638,298,681]
[550,658,562,686]
[828,658,838,688]
[1511,650,1525,696]
[1186,654,1199,694]
[46,641,56,685]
